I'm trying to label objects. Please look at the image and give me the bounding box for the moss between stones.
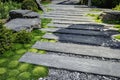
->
[0,68,7,75]
[8,60,19,68]
[18,64,30,72]
[18,72,31,80]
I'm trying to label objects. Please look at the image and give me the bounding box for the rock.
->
[5,18,40,31]
[9,10,32,19]
[9,10,40,19]
[100,11,120,21]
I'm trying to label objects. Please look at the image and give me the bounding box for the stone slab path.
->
[19,52,120,78]
[19,0,120,79]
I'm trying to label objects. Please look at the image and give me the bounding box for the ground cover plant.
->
[0,0,52,79]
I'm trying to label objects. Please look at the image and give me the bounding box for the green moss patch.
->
[32,66,48,77]
[38,50,46,54]
[8,70,20,77]
[8,60,19,68]
[18,72,31,80]
[114,34,120,40]
[18,64,30,72]
[15,49,27,55]
[28,48,38,53]
[0,59,8,66]
[12,43,23,50]
[24,44,32,48]
[0,68,7,75]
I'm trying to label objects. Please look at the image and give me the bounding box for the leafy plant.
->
[15,30,33,44]
[113,3,120,11]
[21,0,38,11]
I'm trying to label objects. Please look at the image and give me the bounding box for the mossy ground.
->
[0,18,54,80]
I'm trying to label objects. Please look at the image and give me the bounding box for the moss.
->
[32,66,48,77]
[12,43,23,50]
[38,50,46,54]
[28,48,38,53]
[6,78,16,80]
[3,50,14,57]
[114,34,120,40]
[24,44,32,48]
[8,60,19,68]
[0,59,7,65]
[15,49,27,55]
[12,55,22,60]
[8,70,20,77]
[0,68,7,75]
[114,25,120,29]
[18,64,30,72]
[18,72,31,80]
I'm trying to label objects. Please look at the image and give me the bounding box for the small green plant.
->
[15,49,27,55]
[15,30,33,44]
[113,3,120,11]
[41,18,52,28]
[18,64,30,72]
[8,60,19,68]
[21,0,38,11]
[8,70,20,77]
[28,48,38,53]
[114,25,120,29]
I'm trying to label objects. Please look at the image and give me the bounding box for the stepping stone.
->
[43,17,93,22]
[33,42,120,59]
[5,18,40,31]
[42,33,113,46]
[19,52,120,77]
[47,23,105,31]
[52,20,97,24]
[40,28,117,37]
[44,13,85,16]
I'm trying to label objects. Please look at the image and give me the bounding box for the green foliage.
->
[0,1,21,19]
[15,30,33,44]
[0,68,7,75]
[38,50,46,54]
[114,25,120,29]
[113,4,120,11]
[18,72,31,80]
[0,26,15,54]
[32,66,48,77]
[114,34,120,40]
[41,18,51,28]
[3,50,14,57]
[12,43,23,50]
[21,0,38,11]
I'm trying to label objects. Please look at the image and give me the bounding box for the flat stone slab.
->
[19,52,120,77]
[52,20,97,24]
[47,23,105,31]
[43,17,94,22]
[5,18,40,31]
[40,28,119,37]
[33,42,120,59]
[42,33,113,46]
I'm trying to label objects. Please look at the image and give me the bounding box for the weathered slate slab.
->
[52,20,97,24]
[40,28,118,37]
[43,17,94,22]
[19,52,120,77]
[42,33,112,46]
[47,23,104,31]
[5,18,40,31]
[32,42,120,59]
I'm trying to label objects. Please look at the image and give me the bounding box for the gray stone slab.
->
[23,12,40,18]
[43,17,94,22]
[19,52,120,77]
[52,20,97,24]
[42,33,113,46]
[9,10,32,19]
[5,18,40,31]
[32,42,120,59]
[40,28,118,37]
[42,15,91,19]
[47,23,105,31]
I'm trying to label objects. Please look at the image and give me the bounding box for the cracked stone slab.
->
[42,33,113,46]
[32,42,120,59]
[19,52,120,77]
[40,28,118,37]
[5,18,40,31]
